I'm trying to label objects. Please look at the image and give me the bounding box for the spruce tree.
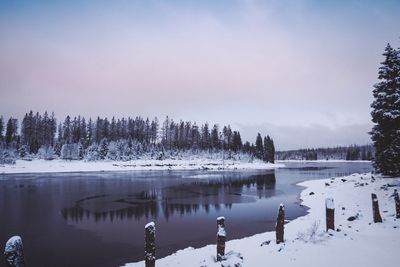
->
[0,116,4,142]
[370,43,400,176]
[255,133,264,159]
[5,118,17,147]
[211,124,220,150]
[263,135,275,163]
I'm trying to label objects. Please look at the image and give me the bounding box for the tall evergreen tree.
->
[211,124,220,150]
[63,116,72,144]
[255,133,264,159]
[263,135,275,163]
[150,117,158,144]
[370,43,400,176]
[0,116,4,142]
[5,117,18,147]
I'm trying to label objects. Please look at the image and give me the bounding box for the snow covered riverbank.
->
[123,173,400,267]
[276,159,371,163]
[0,158,284,174]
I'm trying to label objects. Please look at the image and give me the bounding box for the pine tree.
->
[21,111,34,153]
[263,136,269,162]
[255,133,264,159]
[0,116,4,142]
[5,118,18,147]
[99,138,109,159]
[80,117,87,146]
[201,123,210,150]
[150,117,158,145]
[263,135,275,163]
[211,124,220,150]
[370,43,400,176]
[86,118,94,148]
[110,116,117,141]
[161,116,169,148]
[232,131,242,152]
[49,112,57,146]
[63,116,72,144]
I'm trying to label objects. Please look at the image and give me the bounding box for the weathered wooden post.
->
[145,222,156,267]
[4,236,26,267]
[394,189,400,219]
[371,193,383,223]
[216,217,226,261]
[325,198,335,231]
[275,204,285,244]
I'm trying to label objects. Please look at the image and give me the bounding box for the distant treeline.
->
[276,145,374,161]
[0,111,275,164]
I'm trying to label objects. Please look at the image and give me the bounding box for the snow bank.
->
[123,173,400,267]
[277,159,371,163]
[0,159,284,174]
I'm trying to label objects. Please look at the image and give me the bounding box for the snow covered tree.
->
[99,138,109,159]
[60,143,80,160]
[0,149,16,164]
[37,145,55,160]
[370,43,400,176]
[85,143,100,161]
[18,145,29,158]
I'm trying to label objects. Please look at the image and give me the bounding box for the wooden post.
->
[216,217,226,261]
[394,189,400,219]
[4,236,26,267]
[325,198,335,231]
[145,222,156,267]
[275,204,285,244]
[372,193,383,223]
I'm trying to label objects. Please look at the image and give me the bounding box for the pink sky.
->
[0,0,399,149]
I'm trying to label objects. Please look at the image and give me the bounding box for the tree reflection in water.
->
[61,172,276,223]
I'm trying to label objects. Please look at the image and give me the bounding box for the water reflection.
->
[61,172,276,223]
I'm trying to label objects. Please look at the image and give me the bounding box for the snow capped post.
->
[145,222,156,267]
[4,236,26,267]
[371,193,383,223]
[216,216,226,261]
[325,198,335,231]
[275,204,285,244]
[393,189,400,219]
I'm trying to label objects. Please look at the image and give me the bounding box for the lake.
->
[0,161,372,267]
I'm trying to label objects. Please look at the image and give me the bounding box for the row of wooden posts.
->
[4,190,400,267]
[143,189,400,267]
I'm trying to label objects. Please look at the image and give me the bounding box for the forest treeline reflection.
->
[61,172,276,223]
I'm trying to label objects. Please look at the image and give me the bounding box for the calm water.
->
[0,162,372,267]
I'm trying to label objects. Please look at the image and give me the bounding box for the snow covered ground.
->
[0,158,284,174]
[276,159,371,163]
[123,173,400,267]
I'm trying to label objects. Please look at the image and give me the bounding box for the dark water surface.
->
[0,162,372,267]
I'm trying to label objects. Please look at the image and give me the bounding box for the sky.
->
[0,0,399,150]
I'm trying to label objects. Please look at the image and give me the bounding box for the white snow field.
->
[123,173,400,267]
[0,158,284,174]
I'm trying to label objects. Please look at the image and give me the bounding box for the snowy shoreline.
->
[276,159,371,163]
[123,172,399,267]
[0,159,284,175]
